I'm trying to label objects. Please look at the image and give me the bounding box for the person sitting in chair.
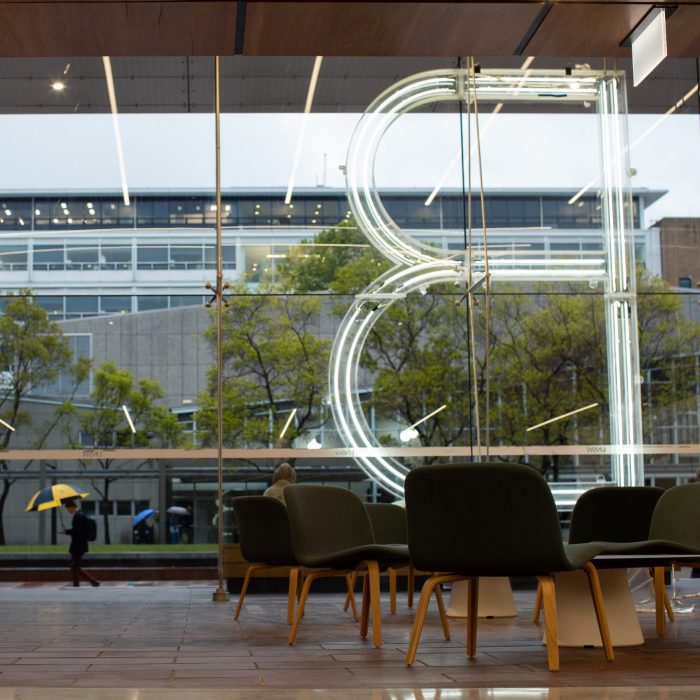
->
[263,463,297,505]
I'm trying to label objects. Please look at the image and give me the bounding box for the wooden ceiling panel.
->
[0,2,237,57]
[243,2,544,56]
[666,5,700,58]
[526,3,653,57]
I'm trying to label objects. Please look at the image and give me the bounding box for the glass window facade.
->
[0,57,697,551]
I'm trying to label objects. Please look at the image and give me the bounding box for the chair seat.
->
[304,543,409,570]
[586,539,700,568]
[591,539,700,556]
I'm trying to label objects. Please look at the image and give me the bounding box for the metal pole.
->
[212,55,229,602]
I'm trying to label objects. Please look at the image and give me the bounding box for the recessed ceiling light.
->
[289,204,294,209]
[51,81,65,91]
[254,211,259,216]
[89,209,96,216]
[64,209,70,216]
[86,202,93,208]
[224,205,231,212]
[67,218,73,223]
[52,218,58,224]
[34,209,41,216]
[4,209,10,216]
[209,204,217,212]
[311,219,317,224]
[18,218,24,226]
[287,214,292,218]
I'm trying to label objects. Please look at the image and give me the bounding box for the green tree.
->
[196,283,331,450]
[67,361,185,544]
[279,223,371,293]
[488,270,700,479]
[0,293,80,544]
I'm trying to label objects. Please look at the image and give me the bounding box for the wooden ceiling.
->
[0,1,698,58]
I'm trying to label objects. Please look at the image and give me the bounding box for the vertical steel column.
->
[599,75,644,486]
[212,55,230,603]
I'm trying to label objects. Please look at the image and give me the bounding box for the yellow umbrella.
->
[25,484,90,512]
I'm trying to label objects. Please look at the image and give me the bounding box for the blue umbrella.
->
[133,508,156,526]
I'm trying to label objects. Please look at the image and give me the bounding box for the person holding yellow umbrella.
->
[26,484,100,587]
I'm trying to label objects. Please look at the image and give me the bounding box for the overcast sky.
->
[2,112,698,226]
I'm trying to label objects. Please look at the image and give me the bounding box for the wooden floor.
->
[0,579,699,694]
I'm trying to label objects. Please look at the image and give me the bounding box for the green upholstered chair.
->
[404,462,614,672]
[569,486,664,545]
[232,495,359,626]
[534,485,669,624]
[591,482,700,636]
[354,503,415,613]
[232,496,302,625]
[284,484,410,647]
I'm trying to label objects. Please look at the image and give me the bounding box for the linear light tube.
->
[284,56,323,205]
[424,57,534,207]
[568,82,699,206]
[279,408,297,439]
[122,404,136,433]
[526,403,599,432]
[103,57,130,206]
[0,418,15,432]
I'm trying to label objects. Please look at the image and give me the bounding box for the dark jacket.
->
[66,511,90,555]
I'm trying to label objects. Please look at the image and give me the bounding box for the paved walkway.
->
[0,581,699,692]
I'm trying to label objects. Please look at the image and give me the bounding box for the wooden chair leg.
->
[367,561,383,648]
[466,577,479,658]
[360,568,370,639]
[407,564,415,609]
[343,572,357,612]
[345,573,359,621]
[538,575,559,672]
[582,562,614,662]
[533,580,543,623]
[664,587,675,623]
[389,568,397,615]
[287,567,301,625]
[234,563,267,621]
[654,566,667,637]
[288,571,319,645]
[406,574,464,667]
[433,581,450,641]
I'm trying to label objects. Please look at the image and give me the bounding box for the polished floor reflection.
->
[0,581,698,694]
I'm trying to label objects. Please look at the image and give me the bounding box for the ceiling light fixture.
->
[285,55,323,206]
[51,81,65,91]
[0,418,15,432]
[103,56,131,207]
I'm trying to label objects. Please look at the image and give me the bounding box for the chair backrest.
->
[366,503,408,544]
[405,462,573,576]
[232,496,297,566]
[649,482,700,548]
[569,486,664,544]
[284,485,375,567]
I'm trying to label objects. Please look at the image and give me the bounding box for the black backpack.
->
[84,515,97,542]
